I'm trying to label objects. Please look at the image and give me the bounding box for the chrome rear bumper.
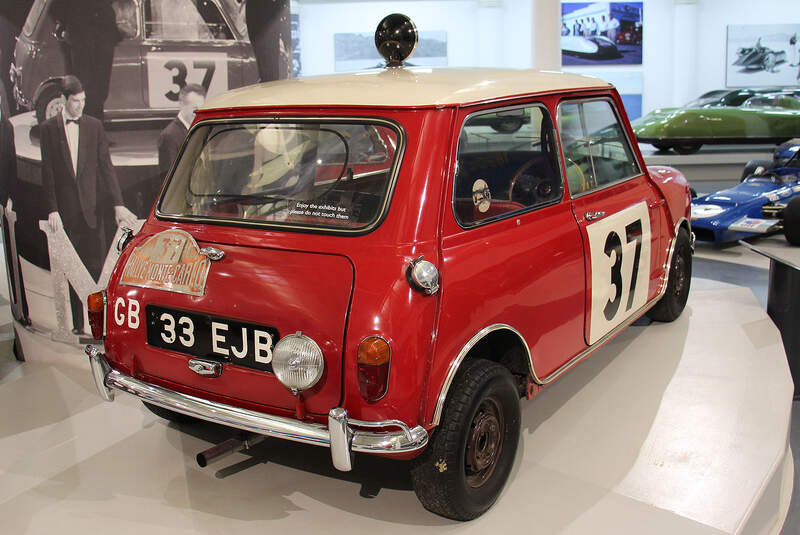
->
[85,345,428,471]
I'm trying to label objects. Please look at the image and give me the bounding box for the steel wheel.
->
[465,396,504,488]
[411,359,520,520]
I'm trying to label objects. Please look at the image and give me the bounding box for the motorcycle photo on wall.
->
[2,0,291,355]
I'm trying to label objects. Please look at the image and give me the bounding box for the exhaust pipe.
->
[196,433,266,467]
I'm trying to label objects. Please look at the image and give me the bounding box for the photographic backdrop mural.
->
[726,24,800,87]
[560,1,642,66]
[334,30,448,72]
[0,0,290,352]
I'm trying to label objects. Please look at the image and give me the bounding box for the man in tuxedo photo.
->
[40,75,136,336]
[157,83,206,179]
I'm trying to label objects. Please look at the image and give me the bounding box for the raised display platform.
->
[0,280,793,534]
[639,143,776,184]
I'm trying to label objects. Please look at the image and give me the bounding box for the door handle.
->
[150,45,163,52]
[648,199,666,209]
[585,211,606,221]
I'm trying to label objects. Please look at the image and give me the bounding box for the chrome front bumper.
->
[85,345,428,471]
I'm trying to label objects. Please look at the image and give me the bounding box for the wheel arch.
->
[430,324,533,427]
[33,76,65,106]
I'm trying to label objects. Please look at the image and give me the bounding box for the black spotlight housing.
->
[374,14,418,67]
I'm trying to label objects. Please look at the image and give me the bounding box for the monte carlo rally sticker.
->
[120,230,211,296]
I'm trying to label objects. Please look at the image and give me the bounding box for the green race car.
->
[632,88,800,154]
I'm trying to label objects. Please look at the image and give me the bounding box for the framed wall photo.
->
[726,24,800,87]
[334,30,447,72]
[561,2,643,66]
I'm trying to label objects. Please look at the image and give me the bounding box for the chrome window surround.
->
[451,102,566,230]
[555,96,644,200]
[155,116,406,235]
[432,217,690,426]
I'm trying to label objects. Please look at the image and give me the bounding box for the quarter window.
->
[145,0,233,41]
[454,105,563,227]
[558,99,640,196]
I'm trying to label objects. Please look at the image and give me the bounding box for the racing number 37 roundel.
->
[587,202,651,345]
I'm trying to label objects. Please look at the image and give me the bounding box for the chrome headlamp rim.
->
[406,255,439,295]
[272,332,325,393]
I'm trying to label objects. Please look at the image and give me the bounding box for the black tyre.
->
[647,228,692,322]
[34,81,64,125]
[143,402,198,425]
[652,142,672,152]
[411,359,520,520]
[12,327,24,362]
[783,197,800,246]
[673,143,702,155]
[740,159,773,181]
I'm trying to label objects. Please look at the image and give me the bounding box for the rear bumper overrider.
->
[85,345,428,471]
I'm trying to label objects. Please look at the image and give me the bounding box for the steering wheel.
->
[565,158,589,194]
[507,159,556,205]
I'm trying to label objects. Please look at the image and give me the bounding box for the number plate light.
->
[272,332,324,393]
[87,290,106,340]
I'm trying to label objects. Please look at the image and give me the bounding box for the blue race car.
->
[740,138,800,179]
[691,142,800,244]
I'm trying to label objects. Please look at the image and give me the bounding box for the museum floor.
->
[1,235,799,533]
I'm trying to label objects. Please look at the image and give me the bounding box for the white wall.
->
[295,0,799,114]
[640,0,800,112]
[296,0,533,76]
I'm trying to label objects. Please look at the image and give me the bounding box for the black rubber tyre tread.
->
[143,401,198,425]
[783,197,800,246]
[652,143,671,152]
[410,358,520,521]
[673,143,702,155]
[647,228,692,322]
[740,159,774,181]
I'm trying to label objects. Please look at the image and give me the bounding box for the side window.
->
[454,105,563,227]
[145,0,233,40]
[558,99,641,196]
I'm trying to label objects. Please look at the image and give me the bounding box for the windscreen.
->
[158,119,402,231]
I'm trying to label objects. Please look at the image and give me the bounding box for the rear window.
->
[158,119,403,232]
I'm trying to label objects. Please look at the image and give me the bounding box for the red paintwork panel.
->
[104,230,354,415]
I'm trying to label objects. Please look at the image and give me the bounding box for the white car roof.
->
[202,67,612,110]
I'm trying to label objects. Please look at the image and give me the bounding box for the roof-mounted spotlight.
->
[375,13,418,67]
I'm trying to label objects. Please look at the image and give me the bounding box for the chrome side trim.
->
[432,324,532,426]
[431,218,690,424]
[85,347,428,470]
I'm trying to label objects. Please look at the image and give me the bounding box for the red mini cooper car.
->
[85,15,693,521]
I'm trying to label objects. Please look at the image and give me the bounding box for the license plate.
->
[146,305,279,373]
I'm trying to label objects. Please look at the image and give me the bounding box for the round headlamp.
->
[691,204,724,219]
[273,332,324,393]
